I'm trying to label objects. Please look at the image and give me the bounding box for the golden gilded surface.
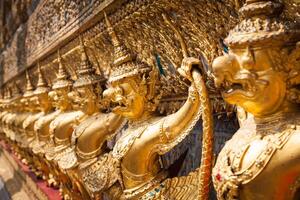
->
[94,13,214,200]
[0,0,299,200]
[212,0,300,199]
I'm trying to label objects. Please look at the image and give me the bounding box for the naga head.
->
[212,0,300,118]
[102,13,158,120]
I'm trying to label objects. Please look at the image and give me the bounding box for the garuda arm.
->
[158,57,214,200]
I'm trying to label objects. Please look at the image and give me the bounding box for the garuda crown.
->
[52,49,73,90]
[104,13,151,83]
[73,36,106,88]
[24,70,35,98]
[34,63,50,95]
[225,0,300,48]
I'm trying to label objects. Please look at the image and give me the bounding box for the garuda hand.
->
[178,57,201,82]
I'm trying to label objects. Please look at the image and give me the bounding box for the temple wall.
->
[1,0,245,87]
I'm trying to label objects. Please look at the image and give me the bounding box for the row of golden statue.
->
[0,0,300,199]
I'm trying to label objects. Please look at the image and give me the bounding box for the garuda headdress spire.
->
[73,35,105,88]
[12,82,22,100]
[6,87,12,100]
[104,12,151,83]
[34,63,50,95]
[24,70,35,98]
[52,49,73,90]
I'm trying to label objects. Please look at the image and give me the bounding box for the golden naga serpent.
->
[163,14,214,200]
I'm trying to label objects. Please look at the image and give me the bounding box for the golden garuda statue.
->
[212,0,300,199]
[9,83,24,142]
[11,83,30,163]
[22,70,42,149]
[31,64,62,184]
[0,90,8,136]
[42,49,86,198]
[55,35,125,199]
[20,71,45,176]
[46,49,84,162]
[2,87,17,141]
[96,13,214,200]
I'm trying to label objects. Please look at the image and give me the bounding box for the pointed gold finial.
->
[7,87,12,99]
[73,35,105,88]
[104,12,150,83]
[104,12,133,67]
[34,63,50,94]
[13,82,22,97]
[57,49,68,79]
[2,87,11,104]
[3,88,7,100]
[104,13,121,49]
[0,89,3,99]
[52,49,73,90]
[79,36,88,69]
[24,70,35,97]
[37,63,47,87]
